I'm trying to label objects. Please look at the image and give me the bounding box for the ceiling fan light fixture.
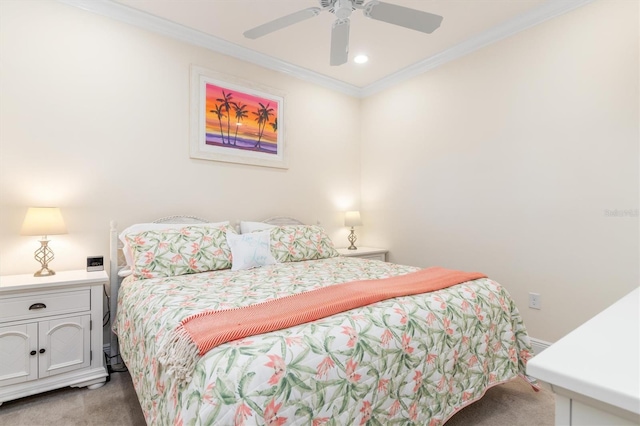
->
[354,54,369,64]
[334,0,353,19]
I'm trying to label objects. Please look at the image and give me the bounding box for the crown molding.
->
[57,0,362,97]
[360,0,595,97]
[58,0,594,99]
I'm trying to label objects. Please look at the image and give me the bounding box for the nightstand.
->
[0,270,108,405]
[337,247,388,262]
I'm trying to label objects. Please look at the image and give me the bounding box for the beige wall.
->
[361,0,639,342]
[0,0,361,275]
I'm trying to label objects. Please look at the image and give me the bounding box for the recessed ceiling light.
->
[354,54,369,64]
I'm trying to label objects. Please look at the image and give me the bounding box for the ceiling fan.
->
[243,0,443,66]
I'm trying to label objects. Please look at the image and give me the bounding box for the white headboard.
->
[108,220,122,366]
[263,216,305,226]
[153,215,209,224]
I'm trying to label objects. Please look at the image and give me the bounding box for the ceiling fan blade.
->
[363,1,443,34]
[330,18,350,66]
[243,7,322,39]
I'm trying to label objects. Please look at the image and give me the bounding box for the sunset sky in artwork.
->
[205,83,278,143]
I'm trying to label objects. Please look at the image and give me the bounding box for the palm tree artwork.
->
[204,82,279,155]
[209,104,226,145]
[252,102,274,149]
[232,103,249,146]
[216,90,234,145]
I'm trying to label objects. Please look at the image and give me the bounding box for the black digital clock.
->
[86,256,104,272]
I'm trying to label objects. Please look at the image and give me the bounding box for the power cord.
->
[104,351,128,374]
[103,285,111,327]
[109,363,129,374]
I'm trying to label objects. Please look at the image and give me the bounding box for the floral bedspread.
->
[114,257,533,426]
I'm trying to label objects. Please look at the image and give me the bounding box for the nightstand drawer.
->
[337,247,388,262]
[0,290,90,322]
[357,253,386,261]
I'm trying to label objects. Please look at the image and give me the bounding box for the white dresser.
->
[0,270,108,405]
[526,288,640,425]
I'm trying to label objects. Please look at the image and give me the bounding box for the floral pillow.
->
[269,225,339,263]
[125,224,235,279]
[118,221,229,268]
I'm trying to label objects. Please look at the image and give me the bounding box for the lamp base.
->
[347,228,358,250]
[34,267,56,277]
[33,238,56,277]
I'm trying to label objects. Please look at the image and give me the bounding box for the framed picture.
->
[190,66,286,169]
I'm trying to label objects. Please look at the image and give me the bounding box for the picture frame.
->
[190,65,287,169]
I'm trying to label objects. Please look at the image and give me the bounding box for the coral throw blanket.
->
[158,267,486,383]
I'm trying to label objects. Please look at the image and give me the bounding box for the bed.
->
[110,216,535,425]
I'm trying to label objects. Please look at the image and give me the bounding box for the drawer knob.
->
[39,348,46,354]
[30,350,37,356]
[29,303,47,310]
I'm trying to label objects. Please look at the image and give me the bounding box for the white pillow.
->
[118,221,229,267]
[117,267,132,278]
[239,221,276,234]
[227,230,277,271]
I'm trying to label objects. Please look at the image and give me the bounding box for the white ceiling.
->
[66,0,593,96]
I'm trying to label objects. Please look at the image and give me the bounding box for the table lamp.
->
[344,210,362,250]
[20,207,68,277]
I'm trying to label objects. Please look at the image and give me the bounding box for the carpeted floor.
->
[446,379,554,426]
[0,372,146,426]
[0,371,554,425]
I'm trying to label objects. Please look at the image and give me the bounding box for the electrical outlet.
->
[529,293,541,310]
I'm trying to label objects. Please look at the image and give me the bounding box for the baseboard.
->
[530,337,552,356]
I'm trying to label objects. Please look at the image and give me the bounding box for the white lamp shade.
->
[21,207,68,237]
[344,211,362,227]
